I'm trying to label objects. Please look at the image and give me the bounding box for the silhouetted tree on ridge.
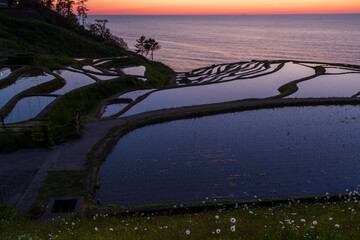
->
[88,19,111,38]
[77,0,88,25]
[5,0,128,50]
[144,38,161,61]
[87,19,128,49]
[45,0,55,9]
[135,36,147,56]
[135,36,161,61]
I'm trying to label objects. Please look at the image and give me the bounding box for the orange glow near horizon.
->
[87,0,360,15]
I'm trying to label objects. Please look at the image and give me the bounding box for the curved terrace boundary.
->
[88,97,360,208]
[0,70,65,119]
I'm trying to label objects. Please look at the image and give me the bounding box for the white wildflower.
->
[186,230,190,235]
[230,225,236,232]
[216,229,221,234]
[230,217,236,223]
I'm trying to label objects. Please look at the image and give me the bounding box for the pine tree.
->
[134,36,147,56]
[144,38,161,61]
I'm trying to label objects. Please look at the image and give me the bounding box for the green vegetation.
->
[29,170,88,219]
[2,199,360,239]
[0,10,127,57]
[0,125,53,152]
[38,77,145,143]
[45,77,145,122]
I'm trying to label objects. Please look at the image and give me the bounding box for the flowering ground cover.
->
[1,197,360,239]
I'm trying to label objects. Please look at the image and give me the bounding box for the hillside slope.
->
[0,8,126,57]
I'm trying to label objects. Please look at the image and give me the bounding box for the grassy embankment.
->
[0,8,126,58]
[2,198,360,239]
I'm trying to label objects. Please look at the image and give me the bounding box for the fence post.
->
[74,111,81,136]
[0,114,5,129]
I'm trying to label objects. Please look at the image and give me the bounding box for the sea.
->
[87,14,360,72]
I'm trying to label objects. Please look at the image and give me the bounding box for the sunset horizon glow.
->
[87,0,360,15]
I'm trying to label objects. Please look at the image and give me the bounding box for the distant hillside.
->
[0,7,127,57]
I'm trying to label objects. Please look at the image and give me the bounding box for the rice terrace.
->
[1,0,360,239]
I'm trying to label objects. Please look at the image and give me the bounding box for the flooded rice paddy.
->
[182,62,281,84]
[0,68,12,80]
[89,73,117,81]
[118,89,155,101]
[52,70,96,95]
[4,96,56,123]
[289,74,360,98]
[97,105,360,207]
[324,67,360,74]
[0,73,53,109]
[102,103,128,118]
[121,63,314,117]
[82,65,103,73]
[121,66,146,76]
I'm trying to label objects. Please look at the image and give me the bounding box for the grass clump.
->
[28,170,88,219]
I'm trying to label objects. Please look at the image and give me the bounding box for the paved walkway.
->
[0,118,127,212]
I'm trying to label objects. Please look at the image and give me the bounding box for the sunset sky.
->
[88,0,360,15]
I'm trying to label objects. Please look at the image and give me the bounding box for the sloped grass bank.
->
[2,199,360,239]
[43,77,147,143]
[45,77,146,123]
[0,12,126,57]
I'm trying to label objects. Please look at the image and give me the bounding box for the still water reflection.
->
[97,106,360,207]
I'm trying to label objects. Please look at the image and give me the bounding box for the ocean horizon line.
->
[88,13,360,16]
